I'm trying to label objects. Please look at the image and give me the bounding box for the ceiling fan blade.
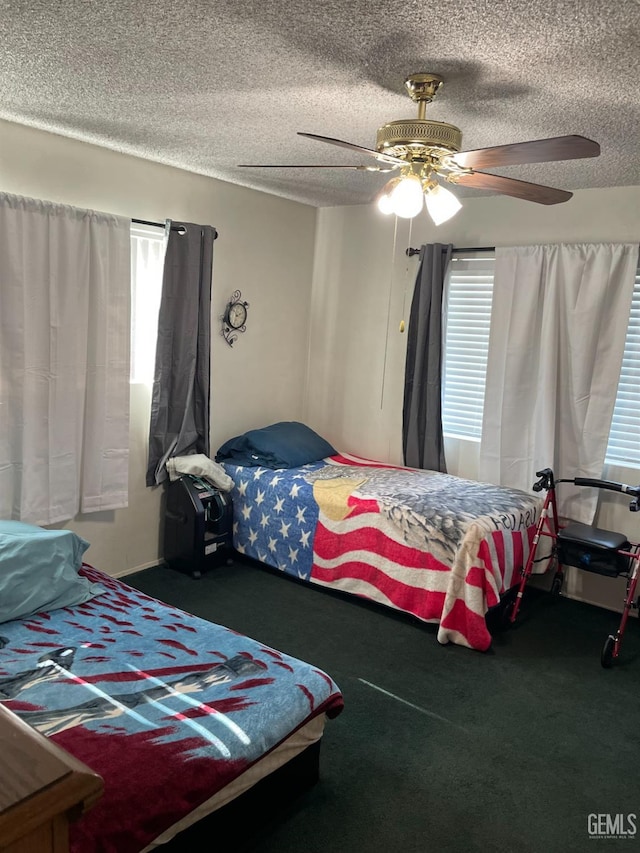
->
[451,135,600,170]
[452,171,572,205]
[237,163,397,172]
[298,132,407,166]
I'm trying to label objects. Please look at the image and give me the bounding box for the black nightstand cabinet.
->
[164,476,234,578]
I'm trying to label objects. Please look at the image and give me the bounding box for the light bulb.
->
[376,177,400,215]
[390,175,424,219]
[425,182,462,225]
[377,190,395,215]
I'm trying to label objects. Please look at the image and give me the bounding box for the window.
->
[442,252,494,440]
[605,267,640,467]
[441,251,640,470]
[130,223,166,383]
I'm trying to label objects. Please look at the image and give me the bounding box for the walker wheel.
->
[550,575,563,596]
[500,596,524,629]
[601,635,616,669]
[499,600,515,628]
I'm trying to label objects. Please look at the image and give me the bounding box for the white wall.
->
[0,118,317,576]
[308,186,640,613]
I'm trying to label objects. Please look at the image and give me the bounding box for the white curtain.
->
[479,243,638,523]
[0,193,131,525]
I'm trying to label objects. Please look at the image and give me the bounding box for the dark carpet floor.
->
[126,557,640,853]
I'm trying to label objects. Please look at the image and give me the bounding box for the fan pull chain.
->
[380,215,399,409]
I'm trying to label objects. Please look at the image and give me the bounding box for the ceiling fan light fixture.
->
[424,181,462,225]
[389,174,424,218]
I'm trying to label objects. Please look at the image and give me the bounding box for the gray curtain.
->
[146,221,217,486]
[402,242,452,472]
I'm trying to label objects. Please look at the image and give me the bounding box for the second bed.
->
[220,447,542,652]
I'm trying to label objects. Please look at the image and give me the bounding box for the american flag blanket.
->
[0,568,343,853]
[225,453,542,651]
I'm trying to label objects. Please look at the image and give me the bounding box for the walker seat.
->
[508,468,640,667]
[557,522,631,577]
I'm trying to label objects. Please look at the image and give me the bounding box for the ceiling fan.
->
[238,73,601,223]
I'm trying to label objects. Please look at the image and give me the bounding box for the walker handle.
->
[573,477,640,498]
[533,468,555,492]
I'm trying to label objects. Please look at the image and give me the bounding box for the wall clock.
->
[221,290,249,347]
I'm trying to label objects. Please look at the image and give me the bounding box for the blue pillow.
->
[216,421,336,469]
[0,521,101,624]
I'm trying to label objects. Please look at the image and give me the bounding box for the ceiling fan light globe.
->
[376,176,401,215]
[390,175,424,218]
[377,193,395,215]
[425,183,462,225]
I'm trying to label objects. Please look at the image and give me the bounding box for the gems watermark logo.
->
[588,814,637,840]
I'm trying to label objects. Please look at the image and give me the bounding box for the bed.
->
[0,522,344,853]
[216,422,543,652]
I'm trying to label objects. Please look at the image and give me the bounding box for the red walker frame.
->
[507,468,640,668]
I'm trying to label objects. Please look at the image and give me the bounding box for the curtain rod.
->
[132,217,218,238]
[406,245,495,257]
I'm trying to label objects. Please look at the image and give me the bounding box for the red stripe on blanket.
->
[314,518,450,571]
[493,533,506,576]
[329,453,409,470]
[475,529,528,598]
[61,662,230,684]
[510,531,524,589]
[462,563,499,610]
[311,558,447,622]
[464,564,487,590]
[439,597,493,652]
[346,496,380,515]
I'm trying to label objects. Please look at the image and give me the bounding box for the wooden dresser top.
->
[0,703,103,848]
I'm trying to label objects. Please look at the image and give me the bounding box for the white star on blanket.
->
[226,462,323,579]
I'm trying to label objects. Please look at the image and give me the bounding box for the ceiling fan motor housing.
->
[376,119,462,160]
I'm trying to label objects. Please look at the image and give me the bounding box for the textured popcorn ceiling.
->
[2,0,639,207]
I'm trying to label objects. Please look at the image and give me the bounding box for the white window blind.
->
[130,222,166,383]
[442,253,495,440]
[605,264,640,467]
